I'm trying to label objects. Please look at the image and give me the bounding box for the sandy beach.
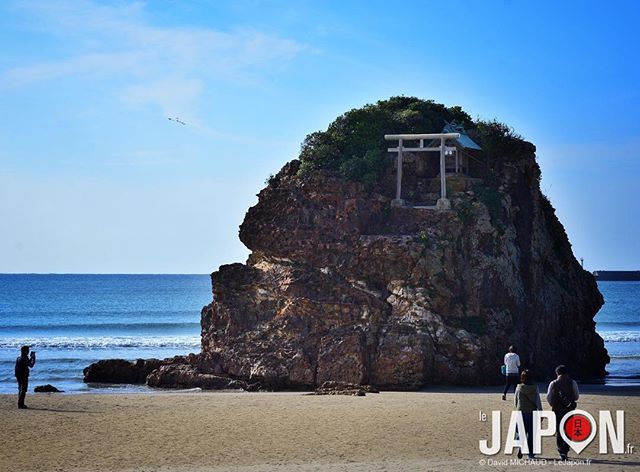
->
[1,386,638,472]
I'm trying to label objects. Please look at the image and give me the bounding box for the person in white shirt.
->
[502,345,521,400]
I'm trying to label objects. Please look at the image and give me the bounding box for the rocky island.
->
[88,97,610,390]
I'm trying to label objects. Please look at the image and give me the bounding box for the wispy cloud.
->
[3,0,305,122]
[5,52,142,84]
[121,77,203,122]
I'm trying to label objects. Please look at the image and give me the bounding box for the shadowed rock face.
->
[190,140,609,390]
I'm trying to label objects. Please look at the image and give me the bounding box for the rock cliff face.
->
[171,98,609,389]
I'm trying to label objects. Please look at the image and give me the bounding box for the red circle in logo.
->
[563,413,592,442]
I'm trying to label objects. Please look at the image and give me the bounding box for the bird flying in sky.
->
[168,117,186,125]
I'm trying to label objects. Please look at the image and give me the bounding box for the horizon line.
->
[1,270,639,275]
[0,272,211,276]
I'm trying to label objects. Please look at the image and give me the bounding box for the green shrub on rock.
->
[296,96,474,183]
[295,96,534,187]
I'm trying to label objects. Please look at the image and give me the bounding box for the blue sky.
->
[1,0,638,273]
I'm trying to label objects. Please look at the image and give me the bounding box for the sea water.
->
[0,274,207,393]
[0,275,637,393]
[594,281,640,384]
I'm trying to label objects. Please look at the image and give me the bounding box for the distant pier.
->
[594,271,640,281]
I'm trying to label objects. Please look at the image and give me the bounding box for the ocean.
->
[0,275,637,393]
[594,281,640,384]
[0,274,207,393]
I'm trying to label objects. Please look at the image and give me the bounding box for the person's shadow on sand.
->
[26,406,95,413]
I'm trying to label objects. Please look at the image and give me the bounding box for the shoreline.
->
[3,381,638,396]
[1,390,638,472]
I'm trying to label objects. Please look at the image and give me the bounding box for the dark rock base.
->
[34,384,63,393]
[83,358,163,384]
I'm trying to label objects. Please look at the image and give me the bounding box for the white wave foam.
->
[600,331,640,343]
[0,335,201,349]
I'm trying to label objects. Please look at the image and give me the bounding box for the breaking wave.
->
[0,322,200,333]
[599,331,640,343]
[0,335,201,350]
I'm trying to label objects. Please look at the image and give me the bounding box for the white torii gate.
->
[385,132,460,210]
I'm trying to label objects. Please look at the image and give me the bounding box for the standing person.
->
[547,365,579,461]
[502,345,521,400]
[15,345,36,409]
[514,369,542,459]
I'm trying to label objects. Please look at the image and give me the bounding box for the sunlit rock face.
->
[192,98,609,389]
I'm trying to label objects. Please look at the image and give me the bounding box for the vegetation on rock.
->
[296,96,533,185]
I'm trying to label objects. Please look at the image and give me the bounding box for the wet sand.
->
[1,387,638,471]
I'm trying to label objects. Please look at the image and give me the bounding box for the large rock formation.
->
[158,97,609,389]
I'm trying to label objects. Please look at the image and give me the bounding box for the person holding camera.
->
[15,345,36,409]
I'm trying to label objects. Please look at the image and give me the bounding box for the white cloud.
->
[5,52,141,85]
[121,77,203,122]
[3,0,305,119]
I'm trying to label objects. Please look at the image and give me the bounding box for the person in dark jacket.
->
[15,345,36,409]
[514,369,542,458]
[547,365,579,460]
